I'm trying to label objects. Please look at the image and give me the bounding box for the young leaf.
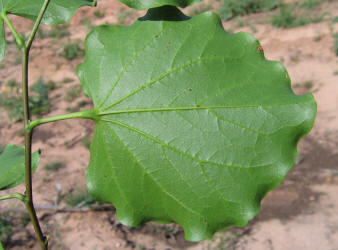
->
[0,241,3,250]
[0,0,95,25]
[0,18,5,62]
[78,13,316,241]
[0,144,40,190]
[115,0,201,10]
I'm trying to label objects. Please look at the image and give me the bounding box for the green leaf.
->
[0,0,94,25]
[115,0,201,10]
[78,13,316,241]
[0,144,40,190]
[0,0,93,62]
[0,18,4,62]
[0,241,3,250]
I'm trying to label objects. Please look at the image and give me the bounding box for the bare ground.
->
[0,0,337,249]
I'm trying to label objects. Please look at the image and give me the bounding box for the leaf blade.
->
[0,144,40,190]
[2,0,94,24]
[79,13,316,241]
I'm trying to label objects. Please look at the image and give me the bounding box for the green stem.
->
[1,13,24,48]
[26,0,51,51]
[0,193,26,203]
[22,0,52,249]
[28,109,99,131]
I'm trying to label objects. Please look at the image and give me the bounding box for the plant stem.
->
[28,109,99,131]
[1,13,24,48]
[0,193,26,202]
[26,0,51,51]
[22,0,51,249]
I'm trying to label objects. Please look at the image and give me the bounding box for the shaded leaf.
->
[78,13,316,241]
[0,144,40,190]
[115,0,201,10]
[0,0,95,25]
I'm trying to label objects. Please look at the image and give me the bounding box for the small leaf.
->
[0,241,3,250]
[0,144,40,190]
[78,13,316,241]
[0,18,5,62]
[0,0,94,25]
[115,0,201,10]
[0,0,93,62]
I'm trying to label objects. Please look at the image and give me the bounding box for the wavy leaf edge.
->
[78,12,316,241]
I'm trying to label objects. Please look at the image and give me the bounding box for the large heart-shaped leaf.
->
[115,0,201,10]
[0,144,40,190]
[77,13,316,241]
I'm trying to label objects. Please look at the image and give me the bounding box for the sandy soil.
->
[0,0,337,249]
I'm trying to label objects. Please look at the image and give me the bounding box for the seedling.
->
[0,0,316,249]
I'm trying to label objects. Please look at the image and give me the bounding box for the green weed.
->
[62,43,84,60]
[0,219,11,246]
[29,78,51,116]
[49,24,70,38]
[81,18,93,29]
[64,190,95,207]
[219,0,280,21]
[0,78,51,121]
[301,0,323,9]
[45,80,57,91]
[94,10,105,19]
[271,2,325,28]
[293,80,314,89]
[62,77,74,84]
[332,33,338,56]
[6,79,18,89]
[44,162,63,171]
[77,99,90,108]
[0,79,22,121]
[64,85,82,102]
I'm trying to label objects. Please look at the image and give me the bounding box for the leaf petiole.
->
[0,192,26,203]
[27,109,99,131]
[1,13,24,48]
